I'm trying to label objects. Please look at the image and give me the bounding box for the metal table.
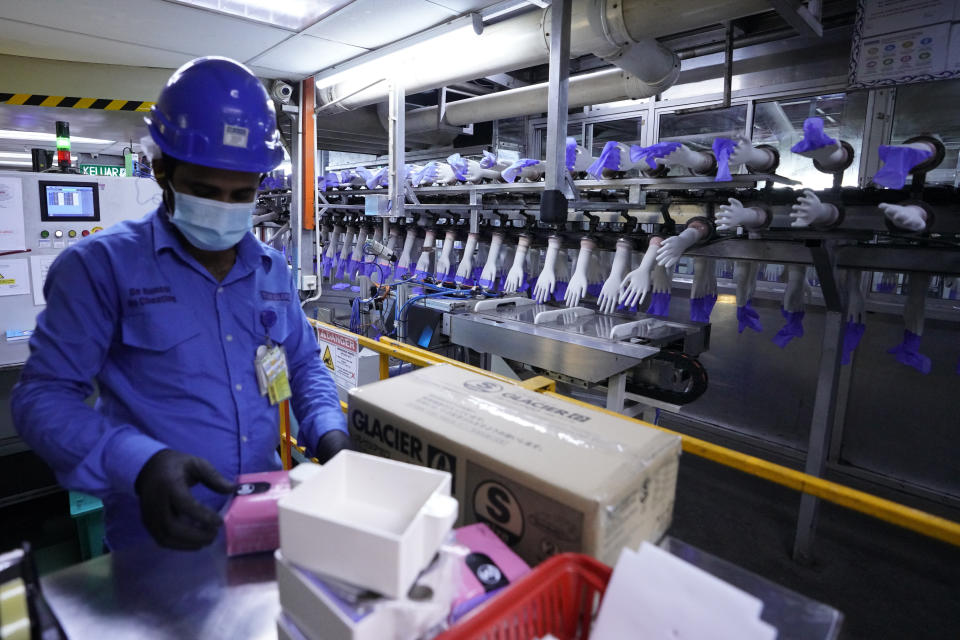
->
[41,538,279,640]
[41,535,840,639]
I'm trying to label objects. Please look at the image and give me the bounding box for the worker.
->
[11,57,350,552]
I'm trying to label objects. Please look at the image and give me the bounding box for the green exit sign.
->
[79,164,126,177]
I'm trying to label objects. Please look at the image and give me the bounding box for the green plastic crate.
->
[68,491,104,560]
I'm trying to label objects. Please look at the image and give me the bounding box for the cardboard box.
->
[347,364,681,567]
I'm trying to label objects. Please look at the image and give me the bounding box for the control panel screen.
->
[39,181,100,222]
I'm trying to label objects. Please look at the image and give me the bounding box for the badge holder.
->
[256,310,294,469]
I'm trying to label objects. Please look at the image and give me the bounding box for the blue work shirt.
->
[12,205,345,550]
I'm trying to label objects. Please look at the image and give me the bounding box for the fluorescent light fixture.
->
[0,160,33,166]
[0,130,114,145]
[0,151,30,159]
[168,0,349,30]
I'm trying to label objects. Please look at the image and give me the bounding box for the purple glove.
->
[842,321,866,365]
[334,259,347,280]
[566,137,578,171]
[454,273,474,286]
[587,282,603,298]
[447,153,469,181]
[737,301,762,334]
[873,145,934,189]
[502,159,540,183]
[617,302,639,313]
[480,150,497,169]
[355,167,373,187]
[690,295,718,323]
[712,138,737,182]
[647,291,671,317]
[410,163,439,186]
[394,265,409,279]
[321,255,334,278]
[478,276,498,290]
[415,267,432,280]
[790,117,837,154]
[630,142,682,169]
[331,282,350,290]
[554,280,569,302]
[772,308,805,348]
[587,141,621,178]
[887,330,931,374]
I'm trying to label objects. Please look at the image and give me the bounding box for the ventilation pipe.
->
[315,0,768,114]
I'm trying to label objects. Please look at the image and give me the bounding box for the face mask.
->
[169,189,255,252]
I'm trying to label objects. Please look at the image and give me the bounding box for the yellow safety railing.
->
[293,320,960,548]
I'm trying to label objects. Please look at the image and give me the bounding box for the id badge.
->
[255,345,292,405]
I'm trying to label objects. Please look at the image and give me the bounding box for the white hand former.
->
[657,144,713,173]
[455,233,479,282]
[396,228,418,270]
[796,139,846,169]
[879,202,927,232]
[791,189,839,228]
[479,232,504,287]
[716,197,766,232]
[503,235,530,293]
[728,136,775,171]
[597,239,632,314]
[656,227,702,269]
[435,230,456,280]
[415,229,436,276]
[619,238,660,308]
[564,239,596,307]
[434,163,459,185]
[532,237,562,304]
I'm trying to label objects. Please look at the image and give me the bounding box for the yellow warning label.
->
[0,279,15,285]
[322,346,335,371]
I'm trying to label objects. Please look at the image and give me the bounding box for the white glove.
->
[532,236,562,303]
[396,228,418,271]
[414,229,436,277]
[325,224,343,262]
[845,269,866,323]
[349,227,368,271]
[796,139,847,170]
[791,189,840,228]
[652,263,672,293]
[519,164,546,182]
[455,233,479,283]
[879,202,927,232]
[435,230,456,280]
[503,235,531,293]
[716,197,767,232]
[597,239,632,314]
[619,238,660,308]
[656,226,705,269]
[564,238,596,307]
[657,144,714,173]
[729,136,776,171]
[461,158,504,183]
[479,232,505,288]
[433,163,459,185]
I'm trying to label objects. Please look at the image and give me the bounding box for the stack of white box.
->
[275,451,460,640]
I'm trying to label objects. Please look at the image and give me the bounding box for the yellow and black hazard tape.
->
[0,93,154,112]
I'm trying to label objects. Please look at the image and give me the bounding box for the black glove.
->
[313,429,354,464]
[135,449,236,550]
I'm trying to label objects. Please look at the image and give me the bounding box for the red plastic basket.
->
[438,553,613,640]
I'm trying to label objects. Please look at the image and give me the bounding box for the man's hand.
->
[313,430,354,464]
[135,449,235,550]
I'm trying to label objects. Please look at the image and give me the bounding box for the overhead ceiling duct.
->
[403,68,652,133]
[314,0,768,114]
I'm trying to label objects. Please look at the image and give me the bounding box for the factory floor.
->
[671,454,960,640]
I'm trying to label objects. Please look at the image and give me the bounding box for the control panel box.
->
[0,170,161,365]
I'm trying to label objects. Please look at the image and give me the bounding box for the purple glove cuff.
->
[712,138,737,182]
[478,278,497,290]
[480,150,497,169]
[454,274,474,286]
[873,145,934,189]
[415,269,431,280]
[737,301,762,334]
[772,308,805,348]
[630,142,682,169]
[648,291,671,317]
[842,321,866,365]
[790,117,838,153]
[690,295,718,323]
[617,302,639,313]
[587,282,603,298]
[331,282,350,290]
[566,137,578,172]
[334,260,347,280]
[447,153,469,181]
[394,265,409,280]
[587,141,621,177]
[502,158,540,183]
[321,256,334,278]
[887,329,932,374]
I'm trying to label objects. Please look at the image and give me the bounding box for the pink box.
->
[451,523,531,622]
[224,470,290,556]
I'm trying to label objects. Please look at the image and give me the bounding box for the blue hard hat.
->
[146,56,284,173]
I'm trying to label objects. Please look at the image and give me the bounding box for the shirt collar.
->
[151,204,274,275]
